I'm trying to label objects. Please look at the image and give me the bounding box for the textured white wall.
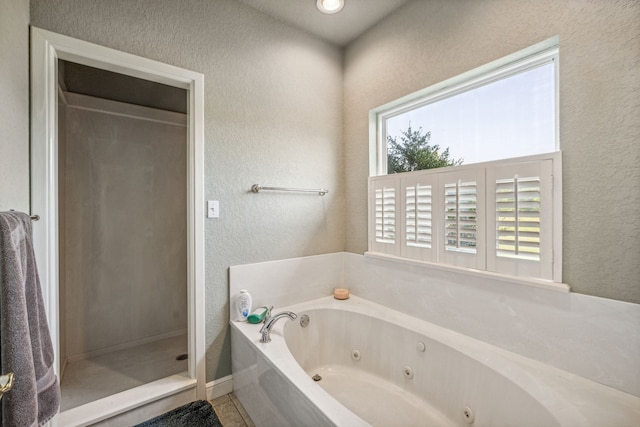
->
[0,0,29,212]
[29,0,345,380]
[344,0,640,303]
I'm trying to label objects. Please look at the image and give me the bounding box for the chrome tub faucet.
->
[259,311,297,343]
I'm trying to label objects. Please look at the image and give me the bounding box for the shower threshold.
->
[57,373,195,426]
[60,333,188,411]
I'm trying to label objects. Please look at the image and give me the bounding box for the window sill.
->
[364,251,570,293]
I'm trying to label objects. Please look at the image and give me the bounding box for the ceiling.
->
[59,1,412,111]
[236,0,413,46]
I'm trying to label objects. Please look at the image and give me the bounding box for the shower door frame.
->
[30,27,206,421]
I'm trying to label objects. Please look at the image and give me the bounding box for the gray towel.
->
[0,211,60,426]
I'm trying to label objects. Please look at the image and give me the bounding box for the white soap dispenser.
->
[235,290,252,322]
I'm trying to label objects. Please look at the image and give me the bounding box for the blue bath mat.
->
[134,400,222,427]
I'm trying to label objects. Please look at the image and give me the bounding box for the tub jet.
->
[312,374,322,382]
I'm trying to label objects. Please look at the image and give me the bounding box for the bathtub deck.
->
[310,364,455,427]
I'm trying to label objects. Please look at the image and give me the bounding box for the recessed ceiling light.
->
[316,0,344,14]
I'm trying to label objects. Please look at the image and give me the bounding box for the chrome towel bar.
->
[9,210,40,221]
[251,184,328,196]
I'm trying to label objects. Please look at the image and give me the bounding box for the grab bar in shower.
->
[251,184,329,196]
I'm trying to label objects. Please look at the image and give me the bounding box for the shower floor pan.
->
[60,333,188,411]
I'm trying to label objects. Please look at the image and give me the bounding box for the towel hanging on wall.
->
[0,211,60,426]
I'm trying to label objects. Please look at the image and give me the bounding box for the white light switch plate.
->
[207,200,219,218]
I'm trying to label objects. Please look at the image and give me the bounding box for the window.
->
[368,39,562,285]
[370,39,559,176]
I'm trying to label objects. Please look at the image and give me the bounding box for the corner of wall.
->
[0,0,30,212]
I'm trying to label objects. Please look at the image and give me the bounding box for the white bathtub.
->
[231,295,640,427]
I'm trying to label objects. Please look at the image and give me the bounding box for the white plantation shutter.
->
[444,180,478,253]
[368,153,559,282]
[376,187,396,243]
[406,184,433,247]
[369,177,400,255]
[487,160,553,279]
[495,176,541,260]
[402,174,437,261]
[439,170,485,269]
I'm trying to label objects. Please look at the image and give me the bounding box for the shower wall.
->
[61,91,188,361]
[58,88,68,371]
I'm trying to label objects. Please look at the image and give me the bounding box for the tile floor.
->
[210,392,255,427]
[60,334,188,410]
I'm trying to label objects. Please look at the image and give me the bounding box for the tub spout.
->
[260,311,297,343]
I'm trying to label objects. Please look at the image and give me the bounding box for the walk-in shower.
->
[57,61,189,410]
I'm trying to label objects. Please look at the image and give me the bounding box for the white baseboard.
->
[206,375,233,400]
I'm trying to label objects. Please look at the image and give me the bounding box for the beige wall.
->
[30,0,345,380]
[344,0,640,304]
[0,0,29,212]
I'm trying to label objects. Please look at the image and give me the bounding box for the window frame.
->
[369,37,560,177]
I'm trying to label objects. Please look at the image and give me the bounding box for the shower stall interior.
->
[56,60,189,411]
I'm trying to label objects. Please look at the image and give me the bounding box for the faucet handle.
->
[259,306,273,333]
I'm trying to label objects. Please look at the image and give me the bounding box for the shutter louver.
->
[375,186,396,244]
[496,175,541,261]
[406,184,432,248]
[444,180,477,253]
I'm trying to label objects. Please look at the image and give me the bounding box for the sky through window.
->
[386,62,556,166]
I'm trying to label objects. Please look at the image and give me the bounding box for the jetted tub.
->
[231,295,640,427]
